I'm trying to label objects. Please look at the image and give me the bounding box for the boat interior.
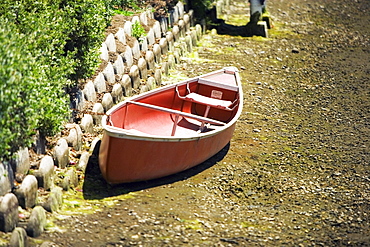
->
[107,70,240,137]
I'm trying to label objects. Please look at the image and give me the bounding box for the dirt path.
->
[36,0,369,246]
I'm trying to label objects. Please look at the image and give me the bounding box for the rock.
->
[183,14,190,31]
[115,27,126,44]
[111,83,123,103]
[185,35,193,52]
[78,152,90,173]
[176,1,184,18]
[53,138,69,169]
[123,21,132,36]
[103,63,115,84]
[65,124,83,151]
[123,46,133,67]
[195,24,202,39]
[92,103,104,125]
[42,186,63,212]
[131,39,140,60]
[90,138,101,155]
[145,50,155,70]
[146,77,156,91]
[120,74,132,97]
[172,25,180,41]
[14,175,38,209]
[105,33,116,52]
[153,44,161,63]
[94,72,106,93]
[140,36,148,52]
[69,88,85,112]
[161,61,169,75]
[154,69,162,86]
[113,55,125,76]
[159,38,168,55]
[178,20,185,37]
[140,85,150,94]
[14,147,30,175]
[129,65,140,89]
[102,93,113,111]
[10,227,28,247]
[61,168,78,191]
[83,80,97,102]
[153,21,161,39]
[0,162,13,196]
[35,156,54,190]
[99,42,109,61]
[26,206,46,237]
[137,58,148,80]
[140,12,148,25]
[166,31,174,51]
[0,193,19,232]
[80,114,94,133]
[168,54,175,69]
[147,29,155,46]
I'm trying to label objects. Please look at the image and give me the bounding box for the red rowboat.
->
[98,67,243,184]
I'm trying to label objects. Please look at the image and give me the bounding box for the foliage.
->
[0,0,112,161]
[132,21,146,40]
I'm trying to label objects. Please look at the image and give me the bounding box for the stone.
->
[131,16,140,24]
[172,6,179,24]
[159,38,168,55]
[172,25,180,41]
[190,29,198,46]
[183,14,190,31]
[161,61,169,75]
[137,58,148,80]
[168,54,175,69]
[61,168,78,191]
[185,35,193,52]
[131,39,141,60]
[78,152,90,173]
[154,69,162,86]
[145,50,155,70]
[99,42,109,61]
[153,21,161,39]
[92,103,104,125]
[26,206,46,237]
[94,72,106,93]
[147,29,155,46]
[65,124,83,151]
[80,114,94,133]
[177,1,184,18]
[35,156,54,190]
[123,21,132,36]
[146,77,156,91]
[129,65,140,89]
[0,162,13,196]
[123,46,133,67]
[115,27,126,44]
[14,175,38,209]
[178,20,185,37]
[33,130,46,155]
[195,24,202,39]
[153,44,161,63]
[140,36,148,52]
[53,138,69,169]
[0,193,19,232]
[15,147,30,175]
[111,84,123,103]
[42,187,63,212]
[166,31,174,51]
[140,85,149,94]
[83,80,97,102]
[159,17,168,35]
[102,93,113,112]
[139,12,148,25]
[113,54,125,76]
[105,33,116,52]
[103,63,115,84]
[120,74,132,97]
[10,227,28,247]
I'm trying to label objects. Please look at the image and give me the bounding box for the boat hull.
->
[99,124,236,184]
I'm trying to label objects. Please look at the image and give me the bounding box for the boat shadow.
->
[82,141,230,200]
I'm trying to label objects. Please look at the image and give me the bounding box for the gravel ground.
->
[31,0,370,246]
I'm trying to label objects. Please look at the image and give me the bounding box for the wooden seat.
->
[182,93,233,110]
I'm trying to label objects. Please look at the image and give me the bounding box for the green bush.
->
[0,0,112,161]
